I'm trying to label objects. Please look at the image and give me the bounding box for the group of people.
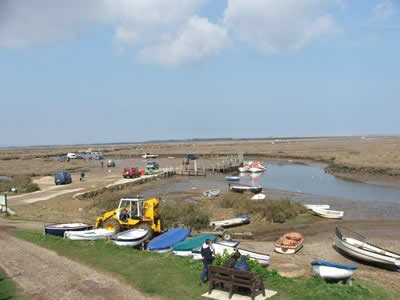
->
[199,239,250,285]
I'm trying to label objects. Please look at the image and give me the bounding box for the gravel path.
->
[0,226,155,300]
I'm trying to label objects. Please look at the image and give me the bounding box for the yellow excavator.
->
[95,197,162,239]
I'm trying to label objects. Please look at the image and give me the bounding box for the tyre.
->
[103,218,121,233]
[136,223,154,241]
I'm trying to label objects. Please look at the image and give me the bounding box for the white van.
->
[66,153,77,159]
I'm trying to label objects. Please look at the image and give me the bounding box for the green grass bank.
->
[14,231,398,300]
[0,267,22,299]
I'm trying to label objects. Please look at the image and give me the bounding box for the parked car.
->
[146,161,160,170]
[122,167,141,178]
[66,153,77,159]
[54,172,72,185]
[183,154,198,164]
[107,160,116,167]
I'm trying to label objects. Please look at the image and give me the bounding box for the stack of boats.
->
[238,161,266,173]
[305,204,344,219]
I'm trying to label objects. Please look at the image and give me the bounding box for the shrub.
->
[162,203,209,230]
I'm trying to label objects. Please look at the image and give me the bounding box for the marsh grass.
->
[0,175,40,194]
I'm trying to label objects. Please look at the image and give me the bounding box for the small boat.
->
[274,232,304,254]
[147,228,191,252]
[311,260,357,281]
[44,223,92,237]
[238,166,250,173]
[209,216,250,228]
[172,234,217,257]
[334,227,400,271]
[249,167,264,173]
[311,208,344,219]
[304,204,330,210]
[229,184,263,194]
[111,228,149,247]
[251,193,266,201]
[192,240,240,260]
[203,189,220,197]
[64,228,114,240]
[225,176,240,182]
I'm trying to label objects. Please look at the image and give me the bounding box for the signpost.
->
[0,194,7,214]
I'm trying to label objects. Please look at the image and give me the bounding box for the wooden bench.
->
[208,265,265,300]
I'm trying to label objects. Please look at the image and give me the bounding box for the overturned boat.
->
[311,260,357,281]
[44,223,92,237]
[229,184,263,194]
[65,228,114,240]
[209,216,250,228]
[111,228,149,247]
[275,232,304,254]
[335,227,400,271]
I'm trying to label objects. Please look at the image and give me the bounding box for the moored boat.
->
[334,227,400,271]
[225,176,240,182]
[203,189,220,197]
[249,167,264,173]
[173,234,217,257]
[304,204,330,210]
[275,232,304,254]
[65,228,114,240]
[44,223,92,237]
[229,184,263,194]
[147,228,191,252]
[111,228,149,247]
[311,260,357,281]
[251,193,266,201]
[209,216,250,228]
[311,208,344,219]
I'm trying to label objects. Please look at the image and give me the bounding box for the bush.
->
[162,203,209,230]
[0,175,40,194]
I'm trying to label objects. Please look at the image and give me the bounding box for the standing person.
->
[80,171,85,181]
[199,239,215,285]
[101,161,104,168]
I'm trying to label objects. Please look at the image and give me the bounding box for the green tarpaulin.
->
[172,234,217,251]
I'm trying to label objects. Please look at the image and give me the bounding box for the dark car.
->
[183,154,198,164]
[122,167,141,178]
[146,161,160,170]
[54,172,72,185]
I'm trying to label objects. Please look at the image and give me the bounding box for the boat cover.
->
[311,260,358,270]
[173,234,217,251]
[147,228,190,250]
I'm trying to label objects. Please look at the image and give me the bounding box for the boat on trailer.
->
[334,227,400,271]
[111,228,149,247]
[65,228,114,240]
[44,223,92,237]
[229,184,263,194]
[311,208,344,219]
[274,232,304,254]
[209,216,250,228]
[311,260,357,281]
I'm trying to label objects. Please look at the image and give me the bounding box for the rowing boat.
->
[311,208,344,219]
[274,232,304,254]
[65,228,114,240]
[311,260,357,281]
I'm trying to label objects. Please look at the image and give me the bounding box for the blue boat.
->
[225,176,240,182]
[147,228,191,252]
[44,223,92,237]
[311,260,358,281]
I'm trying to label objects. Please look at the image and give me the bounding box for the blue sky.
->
[0,0,399,147]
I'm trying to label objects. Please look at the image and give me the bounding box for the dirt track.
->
[0,224,155,300]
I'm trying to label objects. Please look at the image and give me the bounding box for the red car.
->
[122,167,141,178]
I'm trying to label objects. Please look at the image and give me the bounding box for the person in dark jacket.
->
[223,250,241,268]
[199,239,215,285]
[234,255,250,271]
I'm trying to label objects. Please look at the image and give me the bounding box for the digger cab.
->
[117,198,146,221]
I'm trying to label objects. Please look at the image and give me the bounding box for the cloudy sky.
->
[1,0,399,146]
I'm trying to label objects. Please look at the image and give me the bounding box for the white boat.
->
[209,216,250,228]
[251,193,266,201]
[192,240,240,260]
[238,166,250,173]
[111,228,149,247]
[304,204,330,210]
[311,260,357,281]
[335,227,400,271]
[203,189,220,197]
[64,228,114,240]
[142,153,159,159]
[249,167,264,173]
[311,208,344,219]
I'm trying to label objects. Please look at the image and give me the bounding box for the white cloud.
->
[223,0,340,53]
[373,0,396,21]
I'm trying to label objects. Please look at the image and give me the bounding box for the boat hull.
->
[311,208,343,219]
[65,229,114,240]
[44,223,92,237]
[147,228,191,251]
[111,229,149,247]
[312,265,354,280]
[275,244,303,254]
[210,216,250,228]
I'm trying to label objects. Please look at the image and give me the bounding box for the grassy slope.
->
[0,268,21,300]
[14,231,398,300]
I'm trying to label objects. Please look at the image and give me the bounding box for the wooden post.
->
[194,160,197,176]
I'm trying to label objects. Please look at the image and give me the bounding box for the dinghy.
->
[311,208,344,219]
[209,216,250,228]
[251,193,266,201]
[147,228,191,252]
[65,228,114,240]
[203,189,220,197]
[311,260,357,281]
[335,227,400,271]
[44,223,92,237]
[225,176,240,182]
[238,166,250,173]
[173,234,217,257]
[275,232,304,254]
[111,228,149,247]
[304,204,330,210]
[229,184,263,194]
[249,167,264,173]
